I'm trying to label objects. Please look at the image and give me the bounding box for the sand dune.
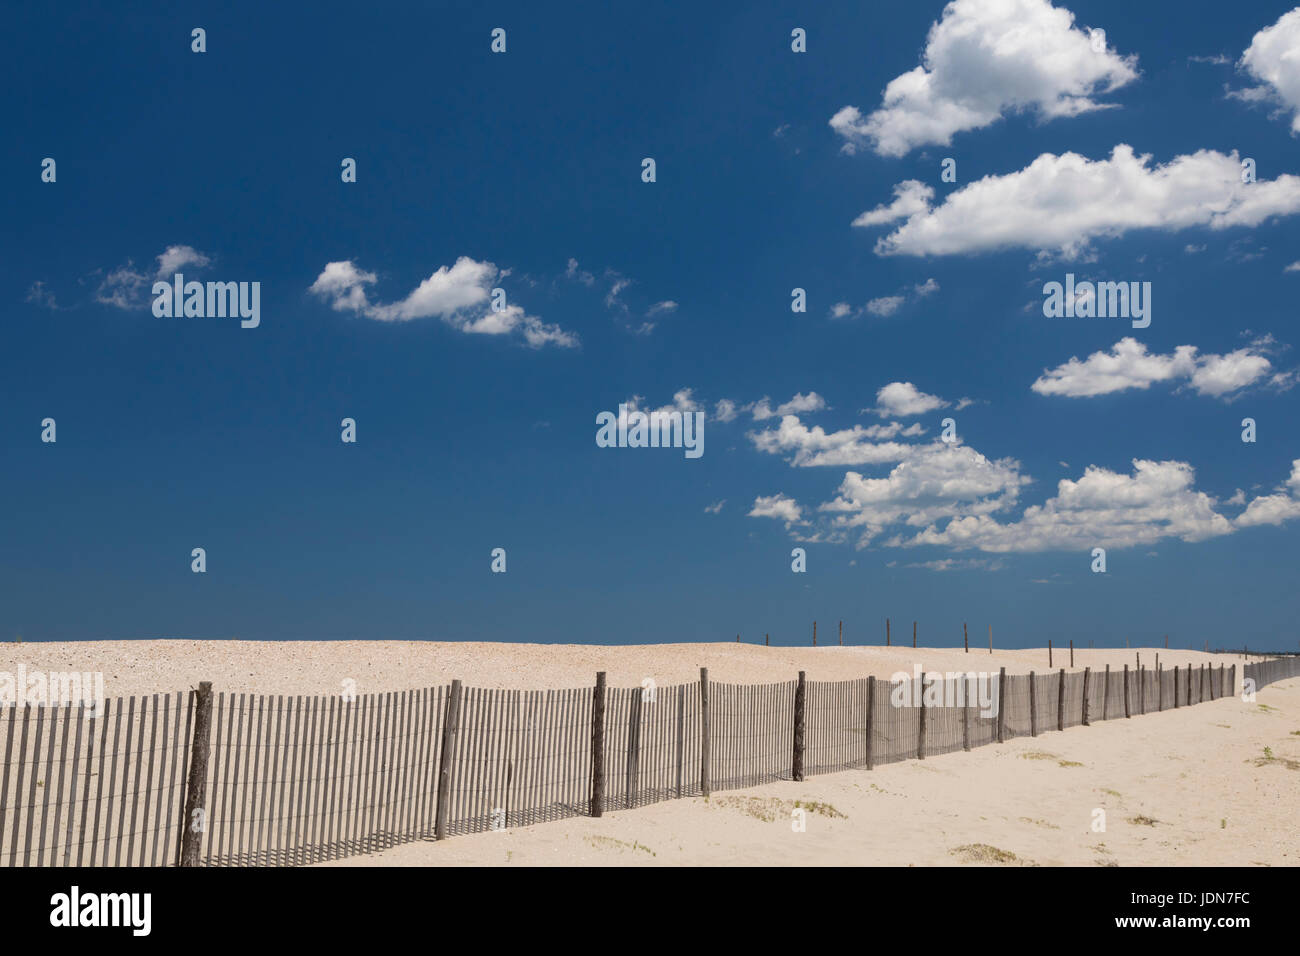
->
[0,640,1248,698]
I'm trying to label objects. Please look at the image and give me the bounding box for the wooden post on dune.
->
[1057,668,1065,732]
[886,618,891,646]
[812,621,817,647]
[865,677,876,770]
[590,673,606,817]
[1123,665,1131,718]
[1157,662,1163,710]
[917,674,929,759]
[1082,667,1091,726]
[793,671,806,781]
[699,668,711,797]
[988,625,993,655]
[1102,664,1111,720]
[435,679,463,839]
[180,682,214,867]
[765,633,769,647]
[962,673,972,751]
[1049,640,1053,669]
[996,667,1007,743]
[964,622,968,653]
[1173,665,1180,708]
[1069,640,1074,667]
[1029,670,1038,737]
[839,620,843,646]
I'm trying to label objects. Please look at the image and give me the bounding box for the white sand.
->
[0,640,1246,698]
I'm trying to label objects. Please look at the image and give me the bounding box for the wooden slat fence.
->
[2,657,1293,867]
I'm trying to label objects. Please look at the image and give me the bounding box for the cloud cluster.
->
[830,0,1138,157]
[309,257,578,348]
[820,443,1031,545]
[1031,337,1287,399]
[904,459,1233,552]
[855,146,1300,258]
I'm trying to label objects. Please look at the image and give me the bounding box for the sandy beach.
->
[0,640,1248,698]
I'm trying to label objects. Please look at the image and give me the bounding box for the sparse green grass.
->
[1252,746,1300,770]
[585,835,655,856]
[1100,788,1122,798]
[794,799,847,819]
[1058,760,1084,768]
[1019,751,1058,761]
[950,843,1018,864]
[1019,816,1060,830]
[1129,815,1160,827]
[709,795,846,823]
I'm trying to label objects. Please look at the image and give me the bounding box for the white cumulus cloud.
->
[830,0,1138,157]
[1031,337,1281,399]
[856,146,1300,259]
[1236,8,1300,134]
[309,257,577,348]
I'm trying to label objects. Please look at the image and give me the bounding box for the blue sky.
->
[4,0,1300,650]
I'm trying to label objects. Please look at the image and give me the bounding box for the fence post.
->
[1158,663,1163,710]
[1029,670,1038,737]
[917,674,929,759]
[886,618,890,647]
[792,671,806,781]
[1173,666,1180,708]
[964,622,968,653]
[839,620,843,646]
[912,621,917,648]
[988,625,993,655]
[699,668,710,797]
[1230,665,1235,699]
[434,679,462,839]
[1139,665,1145,715]
[1057,668,1065,732]
[813,621,817,647]
[1102,664,1111,720]
[1082,667,1091,726]
[962,674,971,751]
[1048,641,1053,669]
[865,677,876,770]
[674,683,685,799]
[1124,665,1131,718]
[180,682,214,867]
[1070,640,1074,667]
[626,688,642,810]
[996,667,1007,743]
